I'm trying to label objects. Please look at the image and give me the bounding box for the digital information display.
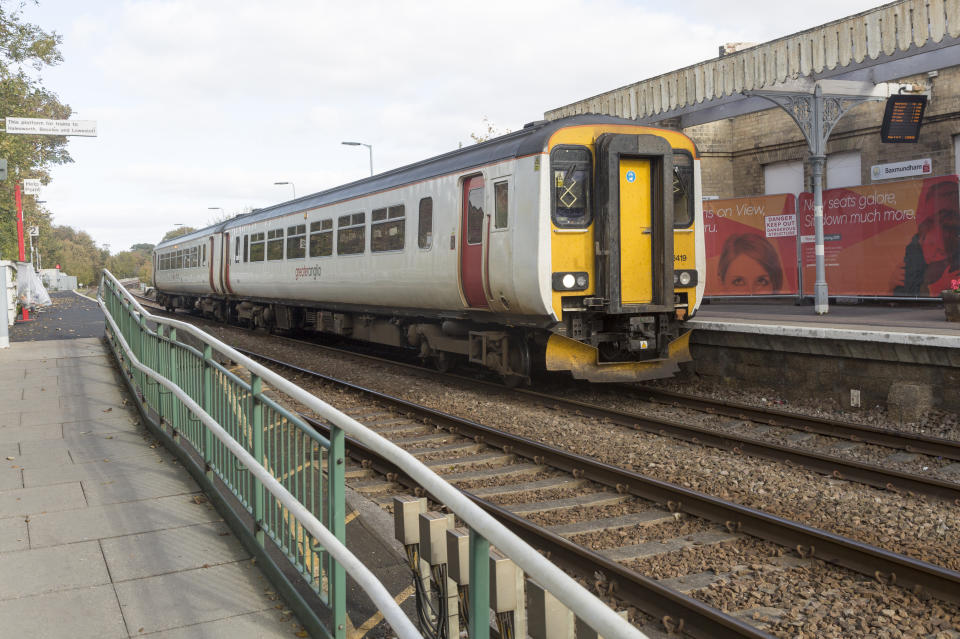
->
[880,94,927,143]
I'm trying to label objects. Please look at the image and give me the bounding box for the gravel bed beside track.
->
[190,322,960,573]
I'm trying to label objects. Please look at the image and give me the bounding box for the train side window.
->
[494,181,508,229]
[310,219,333,257]
[673,150,695,228]
[372,205,405,252]
[467,187,483,244]
[337,212,365,255]
[191,246,198,268]
[250,232,265,262]
[267,228,284,260]
[234,237,240,263]
[418,197,433,249]
[243,235,248,262]
[202,244,207,266]
[287,224,306,259]
[550,146,592,228]
[175,250,183,269]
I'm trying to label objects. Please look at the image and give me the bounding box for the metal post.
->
[251,374,265,546]
[168,327,179,440]
[202,344,214,476]
[0,264,9,349]
[469,529,491,639]
[329,425,346,638]
[14,183,28,322]
[810,154,829,313]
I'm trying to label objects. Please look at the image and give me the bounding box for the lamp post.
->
[208,206,225,220]
[341,141,373,176]
[274,181,296,199]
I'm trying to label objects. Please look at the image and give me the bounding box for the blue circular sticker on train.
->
[625,170,636,183]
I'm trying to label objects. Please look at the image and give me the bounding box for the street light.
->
[342,141,373,176]
[274,181,296,199]
[208,206,225,219]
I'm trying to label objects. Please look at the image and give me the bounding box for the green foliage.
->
[107,249,152,282]
[0,1,72,264]
[470,116,511,144]
[42,224,106,285]
[130,242,155,253]
[161,226,197,243]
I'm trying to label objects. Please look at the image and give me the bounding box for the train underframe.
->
[155,291,691,384]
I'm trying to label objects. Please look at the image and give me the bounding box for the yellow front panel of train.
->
[619,158,653,305]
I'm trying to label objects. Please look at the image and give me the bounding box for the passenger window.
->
[286,224,306,259]
[250,232,265,262]
[243,235,248,262]
[550,146,592,228]
[467,187,483,245]
[310,219,333,257]
[267,228,284,260]
[191,246,198,268]
[673,150,695,228]
[494,181,508,229]
[202,244,207,266]
[372,205,405,252]
[337,212,365,255]
[418,197,433,249]
[234,237,240,263]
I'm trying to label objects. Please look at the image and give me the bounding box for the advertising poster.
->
[797,175,959,298]
[703,194,799,296]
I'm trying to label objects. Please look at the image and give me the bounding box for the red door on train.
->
[460,176,488,308]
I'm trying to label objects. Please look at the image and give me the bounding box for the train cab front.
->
[545,128,702,383]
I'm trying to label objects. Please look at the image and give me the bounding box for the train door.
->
[595,134,673,313]
[208,237,219,294]
[460,175,488,308]
[618,158,653,304]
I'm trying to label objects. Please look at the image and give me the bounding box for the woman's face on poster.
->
[919,184,960,264]
[723,253,775,294]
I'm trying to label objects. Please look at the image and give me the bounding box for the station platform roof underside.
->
[545,1,960,128]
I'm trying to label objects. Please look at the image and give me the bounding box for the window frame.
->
[418,197,433,250]
[309,219,334,258]
[249,231,266,262]
[371,204,405,253]
[493,179,509,230]
[267,228,284,261]
[549,145,593,229]
[337,212,366,256]
[672,149,696,229]
[286,224,307,260]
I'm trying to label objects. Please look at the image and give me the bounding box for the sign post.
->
[14,182,29,322]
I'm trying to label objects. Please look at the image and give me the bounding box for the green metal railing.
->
[99,270,646,639]
[99,274,362,638]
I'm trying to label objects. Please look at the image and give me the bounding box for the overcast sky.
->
[19,0,882,254]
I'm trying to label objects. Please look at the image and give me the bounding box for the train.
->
[153,115,704,384]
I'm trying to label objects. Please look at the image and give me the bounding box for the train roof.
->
[156,114,658,249]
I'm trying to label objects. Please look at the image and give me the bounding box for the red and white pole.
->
[15,182,29,322]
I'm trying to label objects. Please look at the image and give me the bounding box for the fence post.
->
[251,374,265,546]
[168,327,179,439]
[203,344,214,478]
[469,529,491,639]
[329,425,346,639]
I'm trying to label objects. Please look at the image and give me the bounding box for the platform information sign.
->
[879,94,926,143]
[5,117,97,137]
[22,179,40,195]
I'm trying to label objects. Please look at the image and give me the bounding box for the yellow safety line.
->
[349,584,417,638]
[344,510,359,526]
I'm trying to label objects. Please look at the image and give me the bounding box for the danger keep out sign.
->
[764,214,797,238]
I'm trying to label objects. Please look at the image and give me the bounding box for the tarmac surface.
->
[10,290,105,342]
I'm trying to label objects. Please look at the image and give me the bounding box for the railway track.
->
[240,348,960,639]
[131,293,960,502]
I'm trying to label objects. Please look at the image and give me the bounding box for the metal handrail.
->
[98,279,419,638]
[99,269,645,639]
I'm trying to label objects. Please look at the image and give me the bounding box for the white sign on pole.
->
[22,179,40,195]
[870,158,932,181]
[5,117,97,137]
[28,226,39,237]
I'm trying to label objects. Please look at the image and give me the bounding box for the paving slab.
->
[0,442,19,457]
[20,404,139,428]
[0,541,110,600]
[21,429,163,464]
[0,515,28,552]
[144,610,298,639]
[28,492,221,547]
[0,584,127,639]
[62,415,143,436]
[25,459,199,505]
[2,447,73,471]
[0,467,21,491]
[101,521,250,582]
[114,561,277,635]
[0,481,86,518]
[0,422,63,445]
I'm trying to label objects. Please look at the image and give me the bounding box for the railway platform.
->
[686,299,960,414]
[0,302,416,637]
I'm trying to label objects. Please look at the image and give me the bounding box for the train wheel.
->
[432,352,452,373]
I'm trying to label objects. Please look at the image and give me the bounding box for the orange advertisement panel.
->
[797,175,959,298]
[703,194,799,296]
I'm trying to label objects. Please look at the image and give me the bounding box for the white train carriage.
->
[154,115,704,384]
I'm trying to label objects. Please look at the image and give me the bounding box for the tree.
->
[130,242,155,253]
[470,116,511,144]
[0,2,72,262]
[160,226,197,243]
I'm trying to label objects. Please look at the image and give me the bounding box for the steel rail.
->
[141,301,960,500]
[630,385,960,462]
[239,349,960,609]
